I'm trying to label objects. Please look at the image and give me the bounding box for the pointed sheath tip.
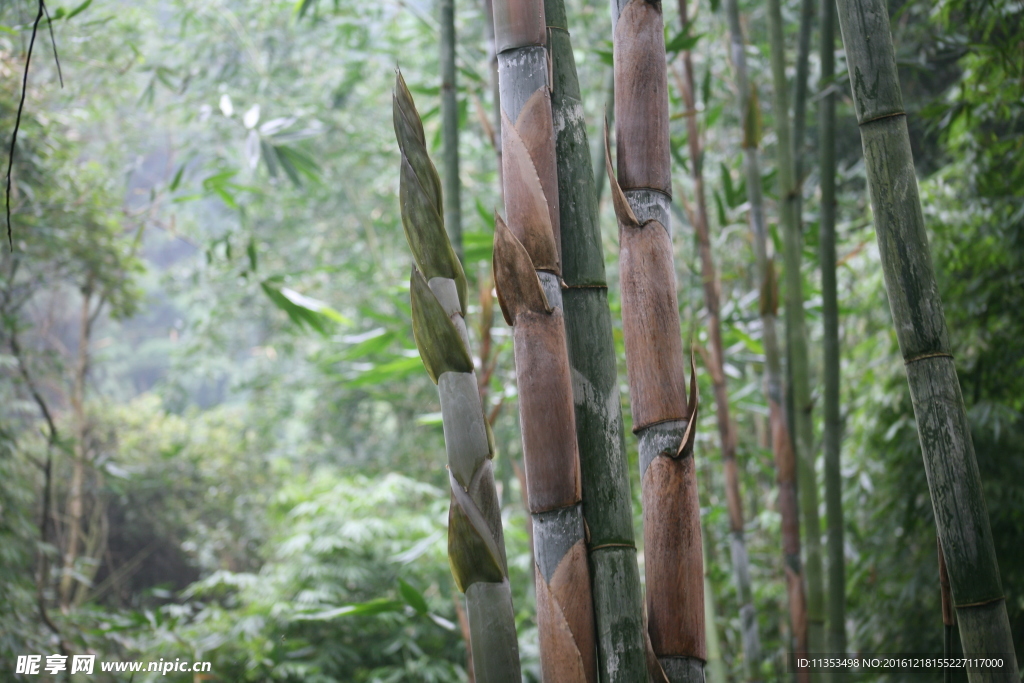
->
[409,266,473,384]
[603,117,640,228]
[676,347,700,458]
[492,213,550,327]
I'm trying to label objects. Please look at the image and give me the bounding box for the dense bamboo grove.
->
[2,0,1022,680]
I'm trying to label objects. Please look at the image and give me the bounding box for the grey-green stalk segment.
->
[818,0,846,677]
[545,0,649,680]
[835,1,1019,680]
[394,71,522,683]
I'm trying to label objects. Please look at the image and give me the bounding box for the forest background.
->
[0,0,1021,680]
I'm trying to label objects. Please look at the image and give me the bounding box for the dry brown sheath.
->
[492,0,598,674]
[607,0,707,669]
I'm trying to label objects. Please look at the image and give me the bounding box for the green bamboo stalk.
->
[545,0,649,680]
[490,0,598,678]
[721,0,809,676]
[703,531,728,683]
[440,0,462,258]
[764,0,826,670]
[791,0,814,187]
[592,68,614,205]
[939,542,955,683]
[393,71,521,683]
[674,0,761,677]
[835,2,1019,679]
[818,0,845,677]
[481,0,504,205]
[607,0,705,679]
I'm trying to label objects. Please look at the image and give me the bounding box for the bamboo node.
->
[589,542,637,551]
[904,351,953,365]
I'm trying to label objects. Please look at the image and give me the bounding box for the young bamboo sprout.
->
[545,0,648,678]
[393,71,522,683]
[607,0,705,678]
[721,0,809,674]
[673,0,761,675]
[835,2,1019,679]
[490,0,598,678]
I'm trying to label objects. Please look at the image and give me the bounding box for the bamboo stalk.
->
[702,522,728,683]
[440,0,462,258]
[592,69,614,205]
[674,0,761,677]
[834,2,1019,679]
[394,73,521,683]
[607,0,705,678]
[764,0,826,670]
[818,0,845,677]
[545,0,649,679]
[939,542,955,683]
[490,1,598,678]
[481,0,505,205]
[721,0,808,676]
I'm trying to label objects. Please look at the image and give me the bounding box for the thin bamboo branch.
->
[720,0,809,676]
[440,0,462,258]
[765,0,825,669]
[818,0,845,676]
[674,0,761,675]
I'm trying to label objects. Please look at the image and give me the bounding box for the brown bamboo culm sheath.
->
[606,0,705,679]
[490,0,598,678]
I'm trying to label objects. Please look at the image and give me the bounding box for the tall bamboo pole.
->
[481,0,504,205]
[721,0,808,675]
[703,534,728,683]
[835,1,1019,679]
[764,0,825,669]
[394,73,521,682]
[546,0,649,679]
[490,0,598,678]
[607,0,705,679]
[440,0,463,258]
[818,0,845,676]
[939,542,956,683]
[674,0,761,677]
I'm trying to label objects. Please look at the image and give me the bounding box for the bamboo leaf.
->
[292,599,404,621]
[409,268,473,383]
[346,356,424,388]
[399,579,429,615]
[665,30,704,55]
[260,280,348,334]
